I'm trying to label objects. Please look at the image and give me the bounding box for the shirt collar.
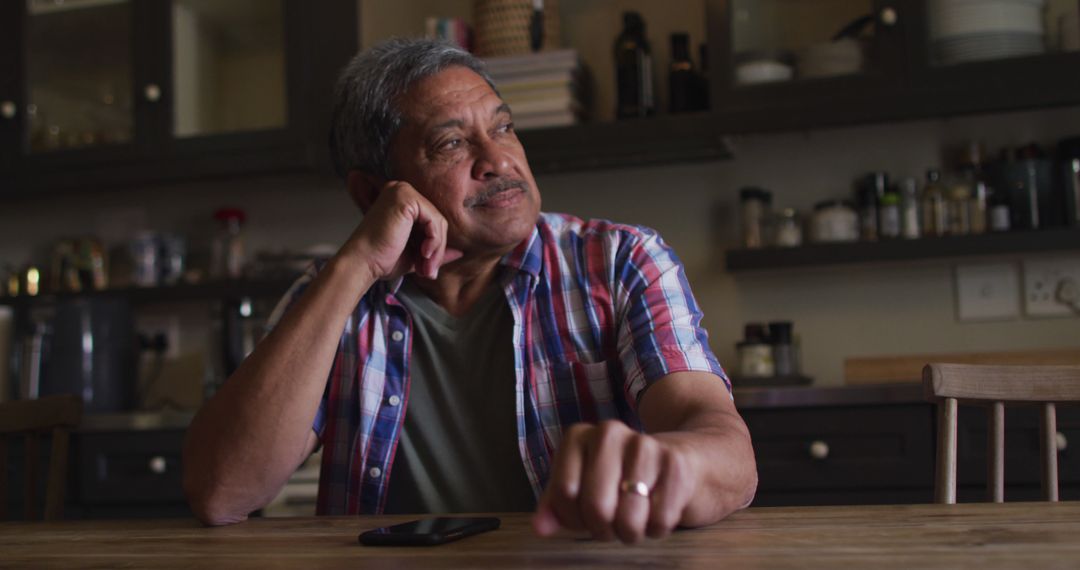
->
[376,220,542,298]
[499,223,542,279]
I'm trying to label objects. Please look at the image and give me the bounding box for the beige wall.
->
[3,105,1079,389]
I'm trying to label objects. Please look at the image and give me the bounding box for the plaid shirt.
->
[267,212,728,515]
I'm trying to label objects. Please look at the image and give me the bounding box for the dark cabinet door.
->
[706,0,912,131]
[3,0,357,192]
[904,0,1080,117]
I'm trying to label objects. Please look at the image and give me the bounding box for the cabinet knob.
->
[880,7,899,27]
[809,440,830,460]
[0,101,15,119]
[1057,431,1068,452]
[144,84,162,103]
[149,456,167,474]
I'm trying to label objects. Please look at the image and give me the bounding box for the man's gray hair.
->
[328,38,498,180]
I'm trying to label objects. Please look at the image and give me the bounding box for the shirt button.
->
[369,467,382,479]
[391,330,404,342]
[388,395,401,407]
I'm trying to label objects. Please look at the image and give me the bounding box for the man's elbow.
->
[184,472,250,526]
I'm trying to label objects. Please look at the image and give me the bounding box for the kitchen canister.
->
[474,0,561,57]
[811,199,858,242]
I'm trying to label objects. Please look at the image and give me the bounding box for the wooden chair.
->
[0,395,83,520]
[923,363,1080,504]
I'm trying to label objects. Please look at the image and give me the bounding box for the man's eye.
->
[497,122,514,134]
[439,138,462,151]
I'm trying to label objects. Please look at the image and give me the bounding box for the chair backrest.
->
[0,395,83,520]
[923,363,1080,504]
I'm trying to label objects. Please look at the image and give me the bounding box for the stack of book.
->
[426,17,472,51]
[482,49,588,131]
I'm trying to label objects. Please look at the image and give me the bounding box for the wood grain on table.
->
[4,502,1080,569]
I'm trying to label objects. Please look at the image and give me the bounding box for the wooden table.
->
[4,502,1080,569]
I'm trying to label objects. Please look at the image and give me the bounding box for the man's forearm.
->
[182,255,375,525]
[653,411,758,527]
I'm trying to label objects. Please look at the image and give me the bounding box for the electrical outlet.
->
[955,263,1021,321]
[136,316,181,359]
[1023,257,1080,318]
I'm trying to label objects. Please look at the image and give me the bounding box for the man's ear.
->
[346,170,385,213]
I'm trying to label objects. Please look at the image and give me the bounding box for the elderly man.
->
[183,38,756,544]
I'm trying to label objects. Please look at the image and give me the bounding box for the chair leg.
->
[44,427,69,521]
[1041,402,1059,502]
[0,436,7,520]
[24,433,38,521]
[988,402,1004,503]
[936,398,958,504]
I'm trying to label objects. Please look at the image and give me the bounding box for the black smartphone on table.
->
[358,517,501,546]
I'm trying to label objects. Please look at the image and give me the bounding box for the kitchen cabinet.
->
[3,1,1078,188]
[0,0,358,192]
[737,384,1080,506]
[707,0,1080,133]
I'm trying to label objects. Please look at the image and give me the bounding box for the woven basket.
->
[474,0,561,57]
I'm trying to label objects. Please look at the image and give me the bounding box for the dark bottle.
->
[668,33,700,114]
[697,43,710,111]
[615,11,655,119]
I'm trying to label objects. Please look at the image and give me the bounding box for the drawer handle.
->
[1057,432,1068,452]
[809,440,830,460]
[149,456,168,475]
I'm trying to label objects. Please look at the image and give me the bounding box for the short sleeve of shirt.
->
[264,263,330,438]
[610,227,729,405]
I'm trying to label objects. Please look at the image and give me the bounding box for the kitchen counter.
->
[733,382,924,409]
[78,410,194,432]
[5,503,1080,568]
[70,383,927,432]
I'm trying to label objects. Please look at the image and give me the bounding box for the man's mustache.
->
[464,179,529,208]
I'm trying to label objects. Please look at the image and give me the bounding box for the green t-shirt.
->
[383,277,536,514]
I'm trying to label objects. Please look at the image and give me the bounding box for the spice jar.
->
[739,187,772,249]
[772,208,802,247]
[768,321,796,377]
[737,322,774,378]
[212,208,247,279]
[811,200,858,243]
[921,169,947,237]
[947,183,971,235]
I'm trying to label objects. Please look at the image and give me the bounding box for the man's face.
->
[388,66,541,257]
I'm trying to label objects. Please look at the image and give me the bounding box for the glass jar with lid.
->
[739,187,772,249]
[772,208,803,247]
[811,200,858,243]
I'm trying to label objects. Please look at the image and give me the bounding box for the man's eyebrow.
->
[431,118,465,132]
[429,103,512,133]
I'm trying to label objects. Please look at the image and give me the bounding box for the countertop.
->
[733,382,925,409]
[74,383,927,432]
[4,503,1080,568]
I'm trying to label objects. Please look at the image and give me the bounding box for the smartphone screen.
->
[358,516,501,546]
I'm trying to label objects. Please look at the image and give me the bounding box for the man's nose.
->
[471,138,512,179]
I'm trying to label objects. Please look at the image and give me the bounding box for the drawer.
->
[955,405,1080,487]
[77,430,186,505]
[742,404,935,492]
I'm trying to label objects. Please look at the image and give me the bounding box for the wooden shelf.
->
[725,228,1080,272]
[0,277,298,309]
[518,112,732,174]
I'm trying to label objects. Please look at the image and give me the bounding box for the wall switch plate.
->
[955,263,1021,321]
[1023,257,1080,318]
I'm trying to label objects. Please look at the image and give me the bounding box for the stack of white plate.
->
[930,0,1047,64]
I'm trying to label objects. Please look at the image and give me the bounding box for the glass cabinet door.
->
[729,0,894,86]
[923,0,1079,68]
[171,0,287,138]
[25,0,135,154]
